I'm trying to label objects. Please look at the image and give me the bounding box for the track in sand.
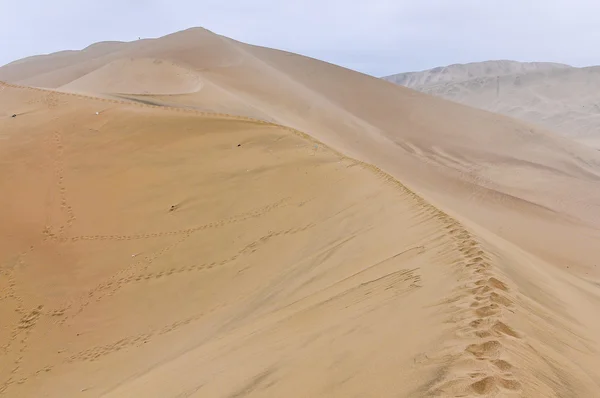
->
[0,80,529,397]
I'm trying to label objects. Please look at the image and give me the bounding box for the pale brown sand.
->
[59,58,203,95]
[2,28,600,397]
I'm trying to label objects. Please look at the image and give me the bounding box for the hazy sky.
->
[2,0,600,76]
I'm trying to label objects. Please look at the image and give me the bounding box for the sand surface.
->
[2,29,600,397]
[59,58,203,95]
[383,61,600,145]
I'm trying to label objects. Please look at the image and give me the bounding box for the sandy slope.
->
[383,61,600,145]
[2,29,600,397]
[59,58,203,95]
[0,82,497,397]
[0,41,126,86]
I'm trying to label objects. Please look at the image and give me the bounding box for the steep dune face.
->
[383,61,600,144]
[2,29,600,397]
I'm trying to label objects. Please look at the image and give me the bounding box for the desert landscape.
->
[1,27,600,397]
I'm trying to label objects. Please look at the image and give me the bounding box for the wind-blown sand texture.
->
[2,28,600,397]
[383,60,600,147]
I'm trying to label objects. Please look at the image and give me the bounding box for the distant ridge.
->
[382,60,600,144]
[383,60,571,87]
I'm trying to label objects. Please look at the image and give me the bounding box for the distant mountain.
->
[383,60,571,87]
[383,60,600,146]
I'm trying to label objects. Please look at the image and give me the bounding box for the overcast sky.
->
[2,0,600,76]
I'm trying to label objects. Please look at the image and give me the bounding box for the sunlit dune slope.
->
[0,83,503,397]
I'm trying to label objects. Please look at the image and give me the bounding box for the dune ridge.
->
[0,81,528,397]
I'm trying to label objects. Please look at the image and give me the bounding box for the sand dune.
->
[0,41,126,86]
[383,61,600,146]
[2,29,600,397]
[59,58,203,95]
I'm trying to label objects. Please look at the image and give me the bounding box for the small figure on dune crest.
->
[169,204,178,212]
